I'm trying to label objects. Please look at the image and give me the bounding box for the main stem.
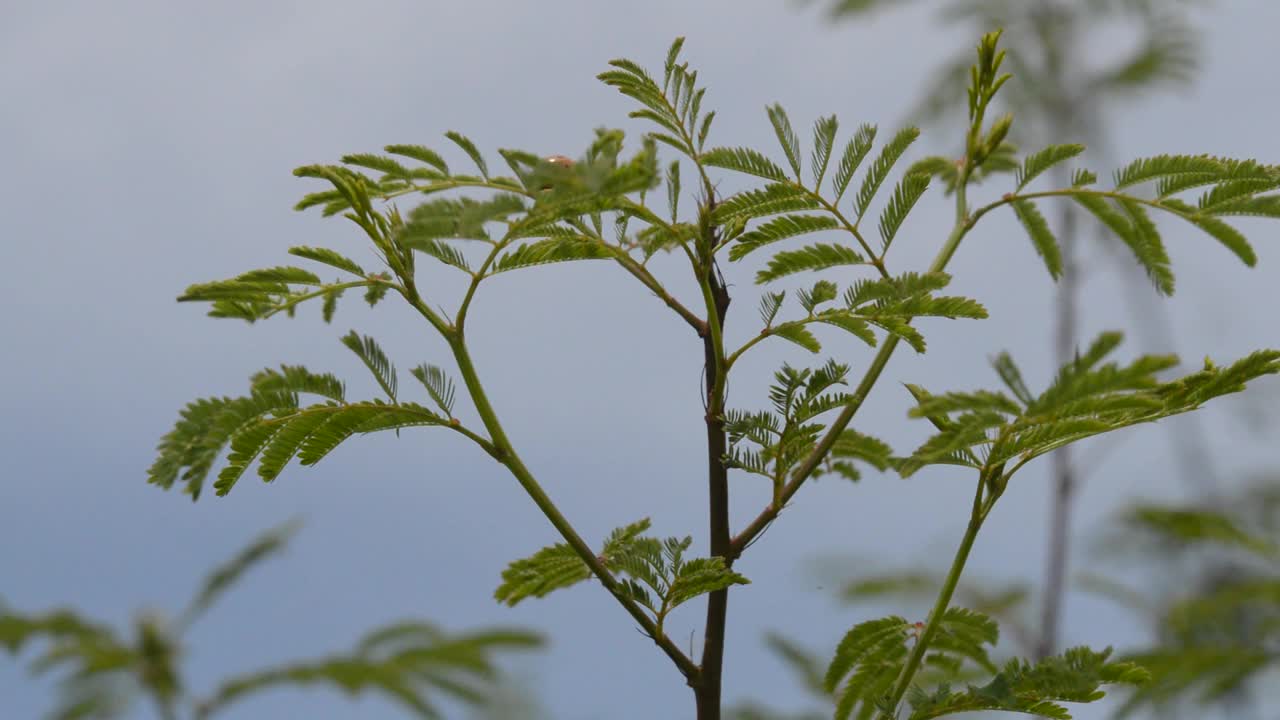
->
[696,223,733,720]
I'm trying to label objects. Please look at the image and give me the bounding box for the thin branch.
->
[730,164,976,558]
[449,333,701,680]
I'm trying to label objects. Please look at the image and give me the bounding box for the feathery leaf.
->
[810,115,839,189]
[1011,199,1063,280]
[855,126,920,218]
[444,131,488,179]
[766,104,802,179]
[410,365,457,416]
[878,173,931,251]
[340,331,398,401]
[714,183,822,224]
[832,124,876,202]
[756,243,867,283]
[287,246,366,277]
[772,323,823,354]
[1016,144,1085,190]
[702,147,790,182]
[384,144,449,174]
[492,236,613,273]
[730,214,840,261]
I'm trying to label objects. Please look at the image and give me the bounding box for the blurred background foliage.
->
[0,523,543,720]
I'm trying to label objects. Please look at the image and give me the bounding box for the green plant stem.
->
[803,185,888,275]
[967,186,1201,229]
[884,479,988,714]
[445,332,701,680]
[729,166,973,558]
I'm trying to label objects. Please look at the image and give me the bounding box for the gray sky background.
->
[1,1,1277,718]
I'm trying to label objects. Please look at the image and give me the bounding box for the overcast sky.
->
[2,1,1278,718]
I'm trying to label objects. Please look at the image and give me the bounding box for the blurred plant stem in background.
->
[730,1,1261,717]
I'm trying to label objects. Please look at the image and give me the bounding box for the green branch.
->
[446,333,700,681]
[884,474,989,714]
[729,166,975,558]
